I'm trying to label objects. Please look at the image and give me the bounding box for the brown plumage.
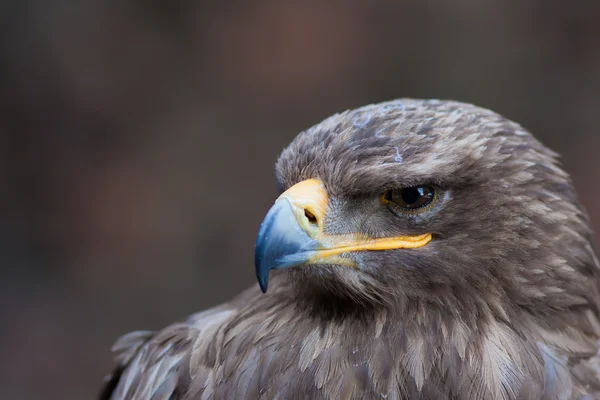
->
[100,99,600,399]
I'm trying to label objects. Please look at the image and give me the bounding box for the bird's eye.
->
[383,185,437,212]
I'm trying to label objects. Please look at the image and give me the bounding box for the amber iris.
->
[384,185,436,211]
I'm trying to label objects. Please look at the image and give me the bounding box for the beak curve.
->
[254,179,432,293]
[254,197,319,292]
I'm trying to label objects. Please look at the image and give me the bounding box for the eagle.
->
[99,99,600,400]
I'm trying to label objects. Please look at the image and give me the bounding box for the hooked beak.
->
[254,179,432,292]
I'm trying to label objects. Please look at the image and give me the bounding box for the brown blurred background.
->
[1,1,599,398]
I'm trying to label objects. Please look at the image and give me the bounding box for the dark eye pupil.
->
[402,187,423,205]
[386,185,435,211]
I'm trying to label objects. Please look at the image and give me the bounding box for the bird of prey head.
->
[101,99,600,400]
[256,99,599,326]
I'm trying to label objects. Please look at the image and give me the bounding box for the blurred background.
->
[1,0,599,398]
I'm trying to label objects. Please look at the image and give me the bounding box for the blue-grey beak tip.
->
[255,241,270,293]
[257,273,269,293]
[254,199,317,293]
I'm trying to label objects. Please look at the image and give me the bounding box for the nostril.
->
[304,209,318,225]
